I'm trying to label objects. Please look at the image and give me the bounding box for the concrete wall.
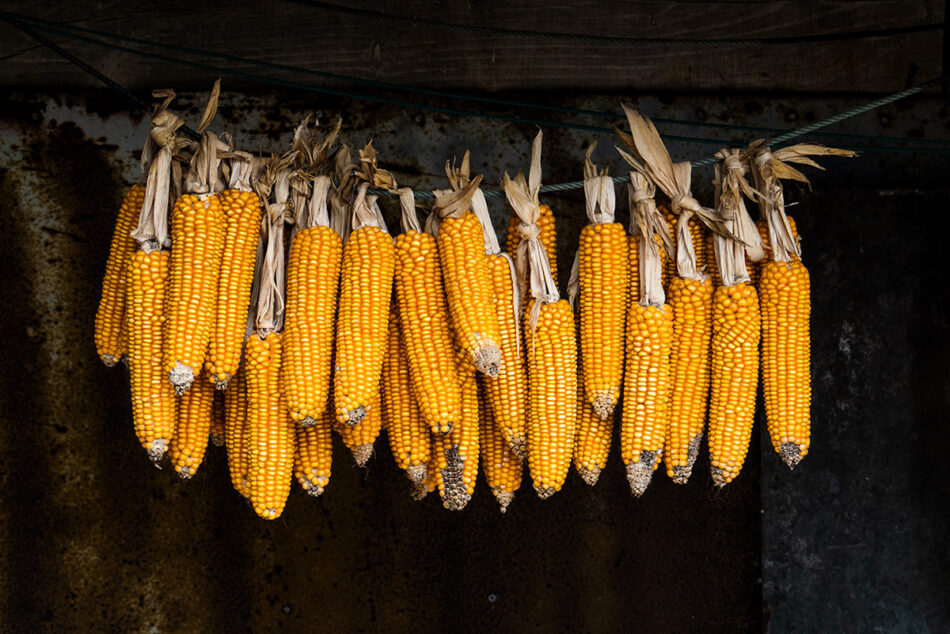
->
[0,88,947,631]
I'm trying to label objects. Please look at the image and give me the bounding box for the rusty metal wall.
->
[0,88,947,632]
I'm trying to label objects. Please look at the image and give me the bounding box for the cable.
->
[283,1,942,48]
[10,12,950,148]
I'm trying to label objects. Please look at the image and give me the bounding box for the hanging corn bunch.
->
[392,188,462,435]
[163,83,227,395]
[124,91,185,462]
[382,309,431,484]
[433,166,501,378]
[703,148,765,487]
[445,154,528,456]
[245,156,296,519]
[504,131,578,499]
[94,138,150,367]
[205,152,263,390]
[750,141,854,468]
[333,146,396,426]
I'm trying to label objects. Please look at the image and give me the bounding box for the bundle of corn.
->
[504,131,578,499]
[163,83,227,396]
[392,188,461,435]
[618,171,674,495]
[334,182,394,464]
[568,143,627,421]
[445,154,527,456]
[204,153,263,390]
[333,146,396,426]
[94,142,149,367]
[478,378,522,512]
[432,349,481,510]
[704,148,765,487]
[382,309,431,485]
[124,91,186,462]
[506,199,558,284]
[750,141,854,468]
[433,167,501,378]
[617,108,733,486]
[245,156,296,519]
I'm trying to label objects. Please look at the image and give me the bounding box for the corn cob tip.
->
[101,353,119,368]
[507,434,527,460]
[345,406,366,426]
[410,481,429,501]
[625,450,660,497]
[407,463,427,484]
[533,485,556,500]
[710,466,729,488]
[779,442,804,469]
[169,362,195,396]
[146,438,169,464]
[301,470,329,497]
[176,465,195,480]
[492,489,514,513]
[591,393,616,421]
[435,422,454,435]
[670,434,703,485]
[298,416,317,428]
[577,466,602,487]
[352,443,374,467]
[472,343,502,378]
[210,434,225,447]
[212,373,230,391]
[440,445,472,511]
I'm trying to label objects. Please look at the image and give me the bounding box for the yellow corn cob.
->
[524,299,578,498]
[335,389,383,467]
[224,366,249,497]
[578,221,627,419]
[382,311,430,483]
[95,184,146,366]
[506,203,558,282]
[664,276,714,483]
[205,189,262,389]
[483,253,527,456]
[627,236,640,309]
[211,390,225,446]
[573,354,612,486]
[333,225,395,424]
[478,379,522,512]
[708,282,761,486]
[245,332,295,519]
[621,302,674,496]
[438,211,501,376]
[294,409,333,496]
[433,354,480,510]
[169,371,215,478]
[282,224,343,425]
[706,232,720,288]
[755,217,800,285]
[760,259,811,467]
[393,229,461,434]
[126,249,176,461]
[164,194,226,395]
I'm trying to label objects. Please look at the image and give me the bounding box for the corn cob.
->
[506,203,558,282]
[483,252,528,456]
[95,184,146,366]
[211,389,226,446]
[224,365,249,497]
[478,378,522,512]
[433,352,480,510]
[206,175,263,389]
[333,184,395,425]
[573,344,612,486]
[294,409,333,496]
[393,189,461,434]
[282,177,344,426]
[169,371,216,478]
[578,149,627,419]
[126,249,176,461]
[382,310,430,483]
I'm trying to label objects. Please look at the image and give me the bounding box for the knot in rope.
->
[629,187,651,205]
[517,222,540,241]
[671,193,701,215]
[753,150,773,169]
[723,153,745,173]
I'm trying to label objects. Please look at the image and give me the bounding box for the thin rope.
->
[11,12,950,147]
[283,0,942,48]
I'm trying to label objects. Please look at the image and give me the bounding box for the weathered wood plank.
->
[0,0,942,94]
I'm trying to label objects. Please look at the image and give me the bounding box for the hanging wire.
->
[282,0,942,48]
[8,11,950,148]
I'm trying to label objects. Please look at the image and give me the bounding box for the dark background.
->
[0,2,948,632]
